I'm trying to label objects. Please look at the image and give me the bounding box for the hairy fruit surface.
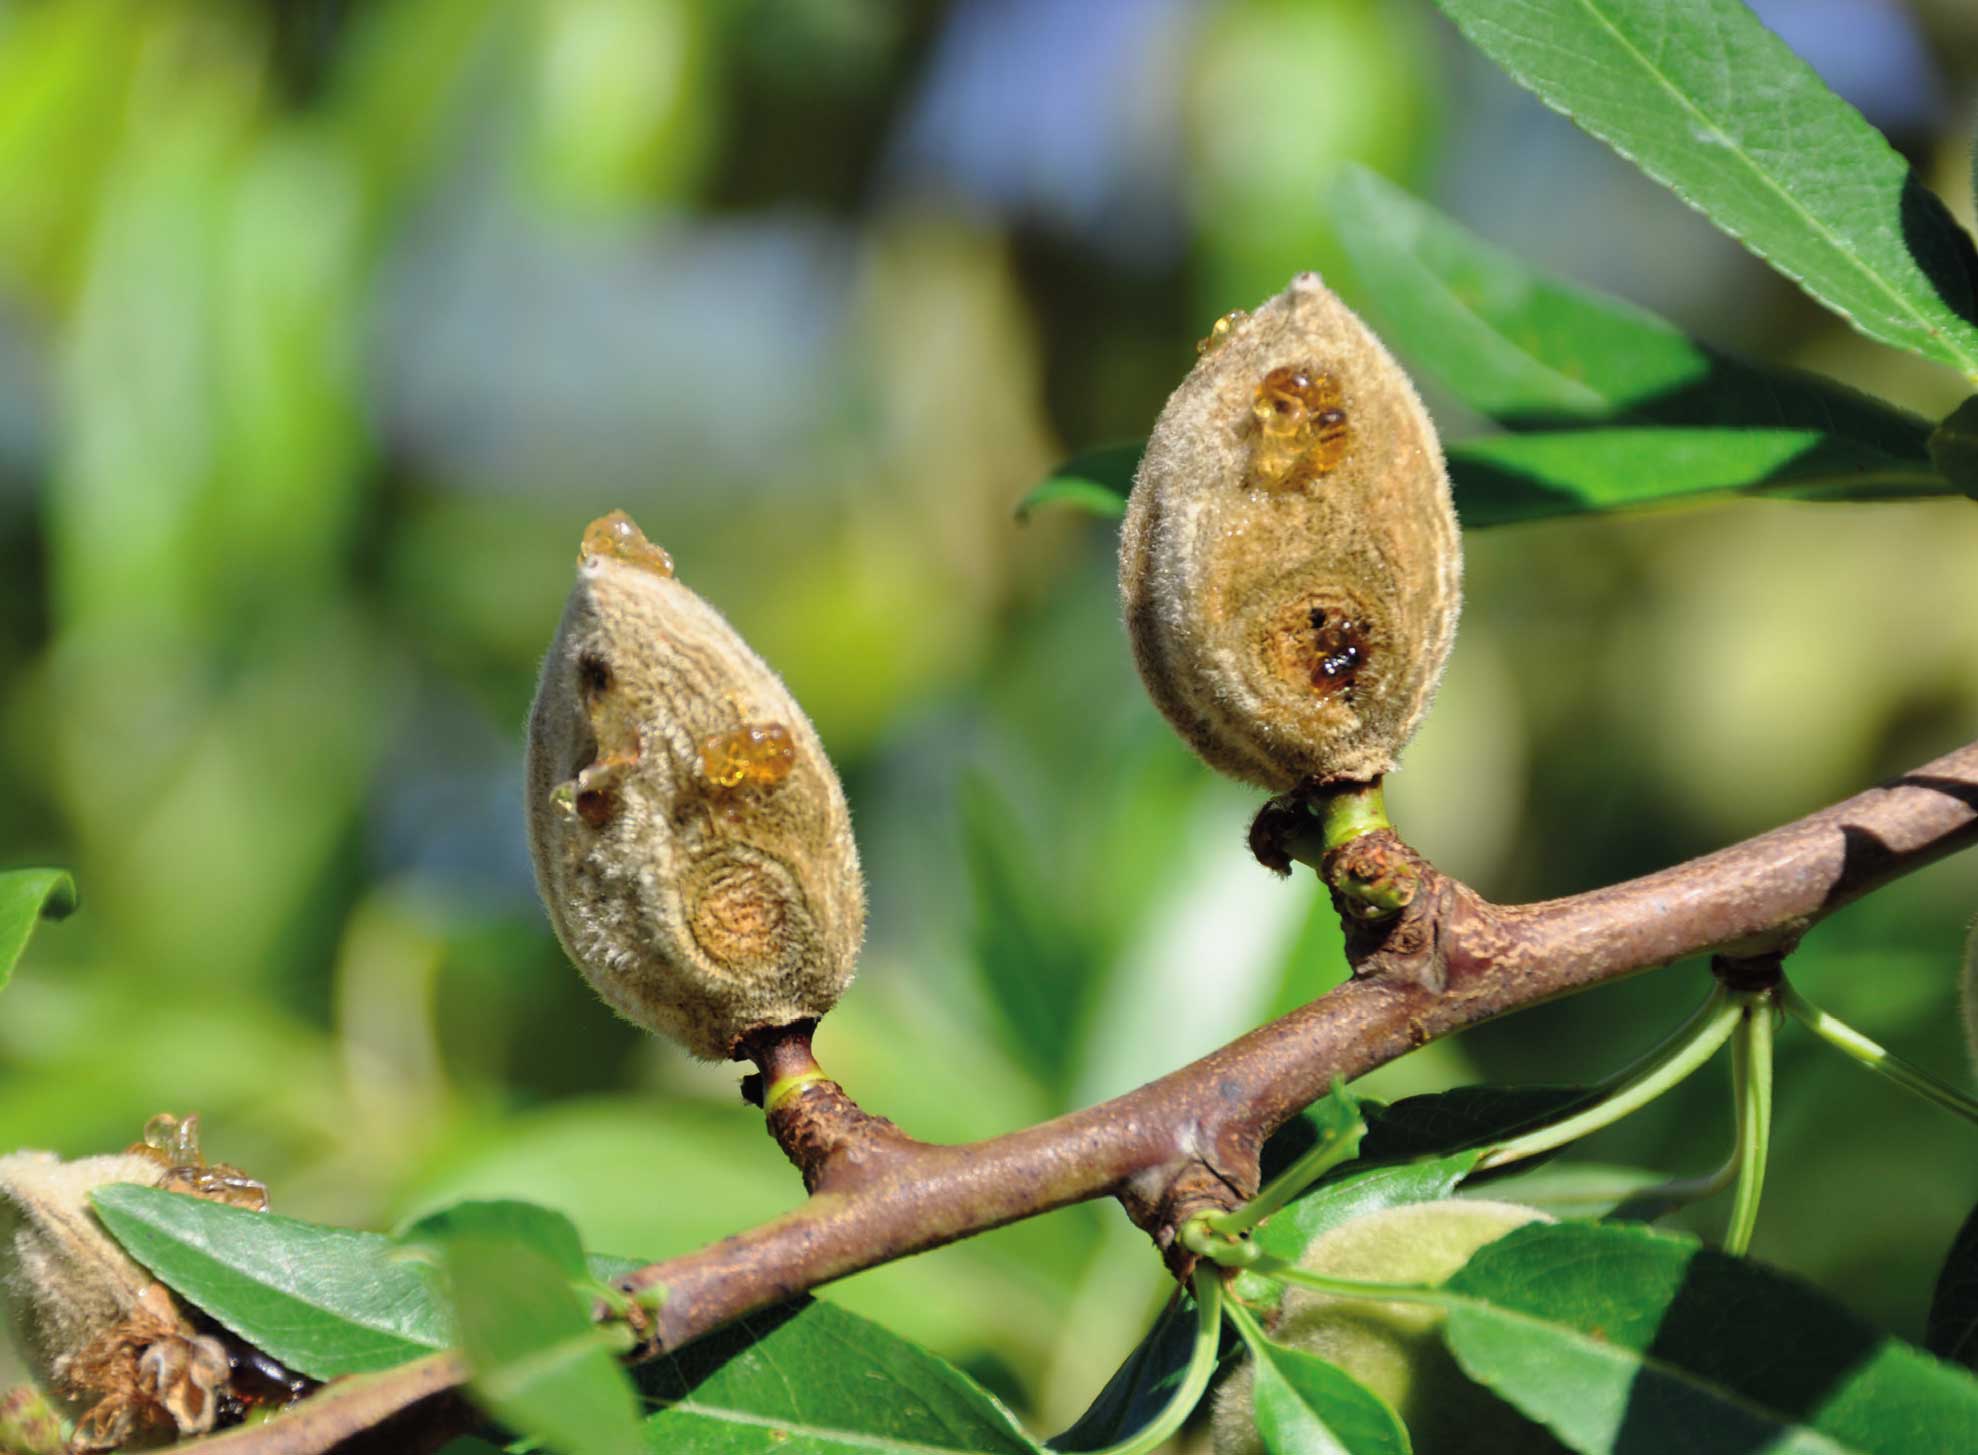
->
[1121,274,1461,790]
[526,511,866,1060]
[1214,1200,1561,1455]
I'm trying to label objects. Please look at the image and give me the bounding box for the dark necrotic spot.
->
[577,653,612,696]
[576,788,616,828]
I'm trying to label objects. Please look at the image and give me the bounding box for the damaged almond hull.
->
[1121,274,1462,791]
[525,512,865,1061]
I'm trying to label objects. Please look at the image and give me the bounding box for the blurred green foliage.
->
[0,0,1975,1436]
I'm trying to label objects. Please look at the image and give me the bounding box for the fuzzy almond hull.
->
[526,527,864,1060]
[1122,273,1461,791]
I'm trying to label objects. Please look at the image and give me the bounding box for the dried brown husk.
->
[0,1152,230,1450]
[1121,274,1462,790]
[526,512,866,1060]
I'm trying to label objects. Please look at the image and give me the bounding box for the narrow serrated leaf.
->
[1256,1151,1480,1266]
[637,1298,1040,1453]
[1258,1084,1367,1187]
[92,1184,452,1377]
[1928,396,1978,499]
[960,775,1096,1090]
[586,1252,648,1286]
[1015,444,1137,522]
[1,869,77,994]
[446,1235,645,1455]
[1448,426,1949,527]
[1433,0,1978,376]
[1048,1294,1201,1452]
[1443,1221,1978,1454]
[1928,1203,1978,1371]
[1458,1162,1681,1222]
[1018,422,1955,533]
[400,1199,588,1280]
[1359,1085,1596,1162]
[1330,165,1936,457]
[1249,1341,1410,1455]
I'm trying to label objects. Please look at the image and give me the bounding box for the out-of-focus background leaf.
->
[2,0,1976,1441]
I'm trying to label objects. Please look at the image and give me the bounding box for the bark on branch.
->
[180,740,1978,1454]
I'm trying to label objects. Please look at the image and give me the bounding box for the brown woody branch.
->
[181,740,1978,1453]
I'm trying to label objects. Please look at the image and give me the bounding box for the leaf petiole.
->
[1724,995,1775,1256]
[1477,988,1743,1170]
[1069,1267,1224,1455]
[1210,1092,1366,1240]
[1247,1257,1453,1310]
[1778,983,1978,1127]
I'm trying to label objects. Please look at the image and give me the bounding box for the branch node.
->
[1711,950,1786,993]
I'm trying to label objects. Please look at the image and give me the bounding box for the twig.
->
[177,740,1978,1454]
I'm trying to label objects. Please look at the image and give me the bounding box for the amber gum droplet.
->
[1249,365,1351,488]
[134,1112,199,1163]
[699,722,797,790]
[1196,309,1248,356]
[580,509,675,577]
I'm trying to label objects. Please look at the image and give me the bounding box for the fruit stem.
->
[1074,1268,1224,1455]
[738,1021,829,1113]
[1723,994,1775,1256]
[765,1069,831,1114]
[1476,988,1743,1170]
[1317,780,1391,852]
[1777,984,1978,1127]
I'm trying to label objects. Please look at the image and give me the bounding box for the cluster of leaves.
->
[9,877,1978,1455]
[1193,1086,1978,1453]
[1025,0,1978,530]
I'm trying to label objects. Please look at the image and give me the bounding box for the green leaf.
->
[1443,1221,1978,1454]
[0,869,77,995]
[1359,1085,1597,1163]
[1447,427,1949,527]
[1048,1293,1205,1452]
[637,1297,1041,1453]
[587,1252,650,1287]
[445,1234,645,1455]
[1248,1341,1411,1455]
[399,1199,589,1281]
[1014,444,1136,521]
[1259,1084,1369,1186]
[91,1184,452,1377]
[1329,165,1935,456]
[1020,414,1956,534]
[1928,396,1978,499]
[1432,0,1978,377]
[1458,1162,1684,1222]
[1928,1202,1978,1371]
[959,775,1098,1090]
[1256,1152,1480,1266]
[1018,419,1955,539]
